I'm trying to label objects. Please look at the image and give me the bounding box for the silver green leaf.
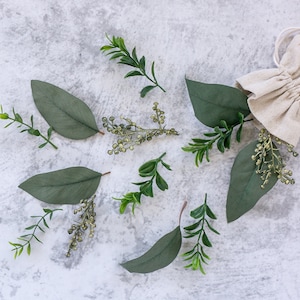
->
[121,226,182,273]
[226,141,278,222]
[19,167,102,205]
[31,80,99,139]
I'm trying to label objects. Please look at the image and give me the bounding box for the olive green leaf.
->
[121,226,182,273]
[185,78,250,128]
[31,80,99,140]
[19,167,103,205]
[226,141,278,222]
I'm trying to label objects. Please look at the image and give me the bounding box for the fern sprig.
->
[182,194,219,274]
[100,34,166,98]
[9,208,62,258]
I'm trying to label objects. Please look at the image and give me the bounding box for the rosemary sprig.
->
[252,128,298,188]
[114,152,171,213]
[100,34,165,97]
[66,196,97,257]
[182,112,246,166]
[103,102,178,155]
[9,208,62,258]
[0,105,58,149]
[182,194,219,274]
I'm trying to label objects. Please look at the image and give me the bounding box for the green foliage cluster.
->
[103,102,178,155]
[9,208,62,258]
[182,113,245,166]
[101,34,165,98]
[0,105,57,149]
[114,152,171,213]
[66,196,97,257]
[182,194,219,274]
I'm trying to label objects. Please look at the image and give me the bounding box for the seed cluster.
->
[251,129,298,188]
[66,196,96,257]
[102,102,178,154]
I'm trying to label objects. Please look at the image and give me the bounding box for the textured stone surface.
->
[0,1,300,299]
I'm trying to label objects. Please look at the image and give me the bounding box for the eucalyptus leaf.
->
[185,78,250,128]
[31,80,99,140]
[19,167,102,205]
[121,226,182,273]
[226,141,278,222]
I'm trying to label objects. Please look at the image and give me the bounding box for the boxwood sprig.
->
[182,112,246,166]
[100,34,166,98]
[182,194,219,274]
[113,152,171,213]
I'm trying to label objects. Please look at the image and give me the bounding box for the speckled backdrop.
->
[1,1,300,300]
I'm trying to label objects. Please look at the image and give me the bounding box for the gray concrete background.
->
[0,1,300,299]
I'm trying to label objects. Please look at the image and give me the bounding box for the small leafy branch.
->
[182,112,246,166]
[182,194,219,274]
[114,152,171,213]
[102,102,178,154]
[9,208,62,258]
[0,105,57,149]
[252,128,298,188]
[66,196,97,257]
[100,34,166,98]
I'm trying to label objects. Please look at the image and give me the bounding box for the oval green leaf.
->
[19,167,102,205]
[121,226,182,273]
[185,78,250,128]
[226,141,278,222]
[31,80,99,140]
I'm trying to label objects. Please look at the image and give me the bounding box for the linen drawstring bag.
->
[236,27,300,147]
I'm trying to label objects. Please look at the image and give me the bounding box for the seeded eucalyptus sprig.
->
[9,208,62,258]
[182,112,246,166]
[182,194,219,274]
[66,196,97,257]
[0,105,57,149]
[103,102,178,155]
[101,34,165,98]
[114,152,171,213]
[252,128,298,188]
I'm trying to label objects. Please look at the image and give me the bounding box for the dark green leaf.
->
[185,78,250,128]
[217,137,225,153]
[109,52,125,60]
[139,56,146,71]
[203,132,219,137]
[236,123,243,142]
[190,205,204,219]
[202,232,212,247]
[43,218,49,228]
[155,172,168,191]
[205,205,217,220]
[226,141,278,222]
[47,127,53,139]
[119,56,136,67]
[25,225,36,230]
[19,167,102,205]
[28,128,40,136]
[140,85,156,98]
[31,80,99,140]
[38,142,47,148]
[140,181,153,197]
[151,62,157,82]
[205,220,220,235]
[132,47,138,63]
[124,70,143,78]
[121,226,182,273]
[183,220,201,231]
[138,160,157,177]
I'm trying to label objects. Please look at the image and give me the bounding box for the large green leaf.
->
[19,167,102,205]
[226,141,278,222]
[185,79,250,128]
[121,226,182,273]
[31,80,99,139]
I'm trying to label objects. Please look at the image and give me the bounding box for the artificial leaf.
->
[185,78,250,128]
[121,226,182,273]
[124,70,143,78]
[140,85,156,98]
[155,172,168,191]
[226,141,278,222]
[31,80,99,140]
[19,167,102,205]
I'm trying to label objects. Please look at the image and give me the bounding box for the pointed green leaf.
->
[190,204,204,219]
[151,61,157,82]
[155,172,168,191]
[19,167,102,205]
[202,232,212,247]
[226,141,278,222]
[25,225,36,231]
[183,220,201,231]
[31,80,99,140]
[121,226,182,273]
[140,181,153,197]
[138,160,157,177]
[205,220,220,235]
[205,205,217,220]
[185,78,250,128]
[124,70,143,78]
[140,85,156,98]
